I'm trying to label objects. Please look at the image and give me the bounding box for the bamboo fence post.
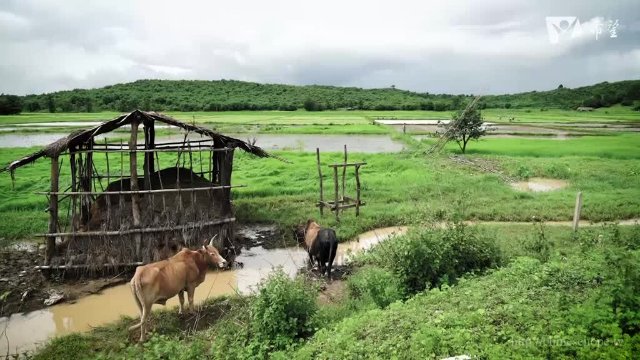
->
[129,118,142,260]
[341,145,347,201]
[316,148,324,216]
[46,156,59,265]
[355,164,362,217]
[105,139,111,227]
[155,151,167,210]
[573,191,583,232]
[333,166,339,222]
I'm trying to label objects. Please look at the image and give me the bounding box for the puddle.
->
[0,226,407,355]
[0,133,405,153]
[159,133,405,153]
[510,178,568,192]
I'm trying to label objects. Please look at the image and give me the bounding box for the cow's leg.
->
[139,301,151,342]
[187,286,195,311]
[128,282,143,331]
[307,253,315,269]
[178,290,185,314]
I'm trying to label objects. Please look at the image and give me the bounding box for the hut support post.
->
[129,119,142,260]
[316,148,323,216]
[46,156,59,265]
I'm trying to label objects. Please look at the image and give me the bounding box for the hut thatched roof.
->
[1,110,270,173]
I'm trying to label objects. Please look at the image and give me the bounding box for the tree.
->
[443,105,486,153]
[0,94,23,115]
[47,95,56,113]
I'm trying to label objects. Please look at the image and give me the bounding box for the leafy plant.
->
[250,268,318,351]
[347,266,405,308]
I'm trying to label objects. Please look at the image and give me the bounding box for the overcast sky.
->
[1,0,639,95]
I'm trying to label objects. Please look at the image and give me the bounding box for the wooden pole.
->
[46,156,59,265]
[355,164,362,217]
[341,145,347,201]
[333,166,339,222]
[129,118,142,260]
[143,120,155,190]
[105,139,111,227]
[572,191,583,232]
[316,148,324,216]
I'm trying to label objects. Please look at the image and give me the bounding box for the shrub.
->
[250,268,317,351]
[523,222,553,263]
[360,224,502,294]
[347,266,405,308]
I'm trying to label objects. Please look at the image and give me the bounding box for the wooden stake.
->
[573,191,583,232]
[316,148,324,216]
[46,156,59,265]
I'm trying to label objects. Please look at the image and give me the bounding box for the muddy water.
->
[0,227,407,355]
[158,133,406,153]
[0,133,404,152]
[510,178,568,192]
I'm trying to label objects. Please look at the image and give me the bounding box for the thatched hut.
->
[1,110,269,274]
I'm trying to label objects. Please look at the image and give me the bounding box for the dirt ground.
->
[0,247,127,317]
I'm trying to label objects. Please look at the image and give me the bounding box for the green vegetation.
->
[292,225,640,359]
[13,79,640,113]
[29,224,640,359]
[356,224,502,294]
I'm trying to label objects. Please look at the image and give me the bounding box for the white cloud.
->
[0,0,638,94]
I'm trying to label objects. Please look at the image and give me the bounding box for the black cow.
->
[294,219,338,279]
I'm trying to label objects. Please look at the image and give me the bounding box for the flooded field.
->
[0,226,407,355]
[0,133,405,153]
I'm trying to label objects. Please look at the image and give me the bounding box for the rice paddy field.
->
[0,108,639,359]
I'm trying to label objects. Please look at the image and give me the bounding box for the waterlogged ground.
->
[0,226,406,355]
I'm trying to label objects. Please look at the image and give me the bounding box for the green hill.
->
[15,78,640,113]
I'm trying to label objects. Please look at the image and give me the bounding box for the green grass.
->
[418,133,640,159]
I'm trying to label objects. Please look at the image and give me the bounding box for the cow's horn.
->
[209,234,218,246]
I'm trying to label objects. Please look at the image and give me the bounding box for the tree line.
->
[3,79,639,114]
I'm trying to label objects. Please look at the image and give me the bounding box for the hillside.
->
[16,79,640,113]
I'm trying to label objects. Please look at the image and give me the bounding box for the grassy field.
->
[1,133,639,244]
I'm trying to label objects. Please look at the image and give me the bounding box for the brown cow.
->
[128,238,228,342]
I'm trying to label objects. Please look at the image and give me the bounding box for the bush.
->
[360,224,502,294]
[118,335,207,360]
[250,268,318,351]
[347,266,405,308]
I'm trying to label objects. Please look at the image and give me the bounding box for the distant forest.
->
[3,79,640,114]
